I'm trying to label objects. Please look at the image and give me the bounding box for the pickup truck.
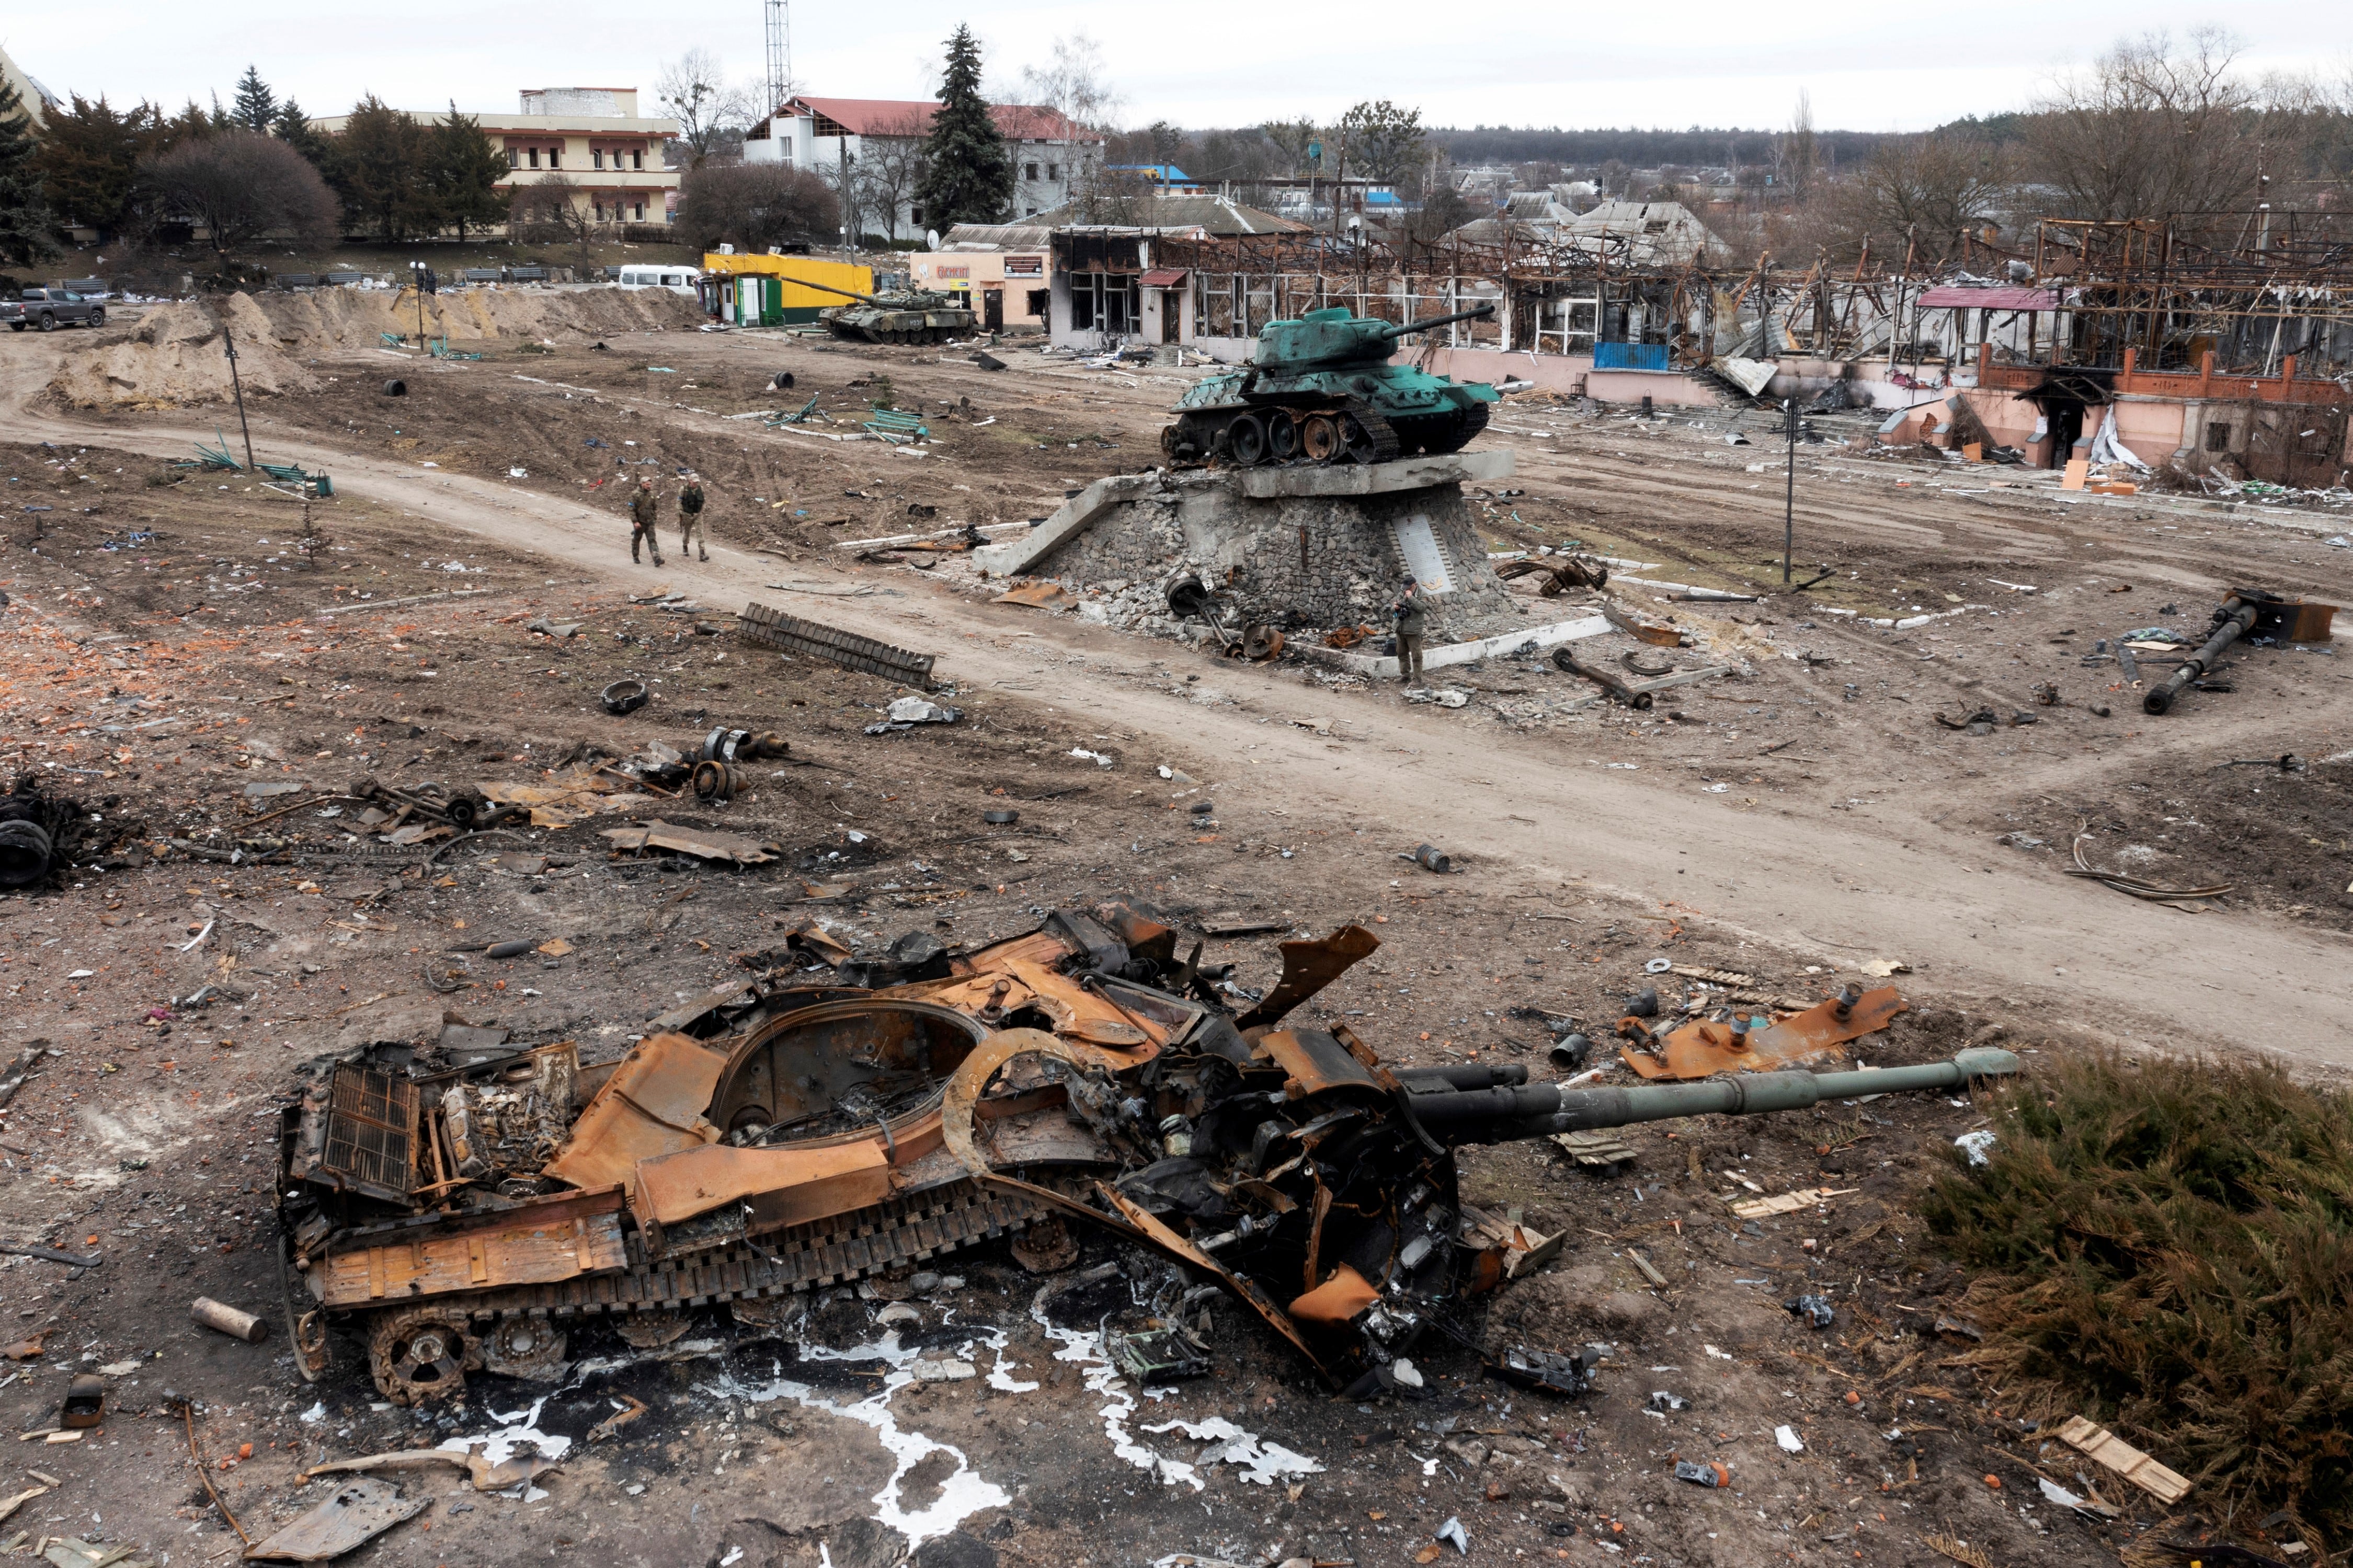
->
[2,289,105,331]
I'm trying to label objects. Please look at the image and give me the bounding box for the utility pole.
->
[1780,396,1800,586]
[765,0,792,116]
[220,316,256,473]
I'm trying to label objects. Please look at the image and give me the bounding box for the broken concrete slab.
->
[973,474,1155,578]
[1299,613,1614,680]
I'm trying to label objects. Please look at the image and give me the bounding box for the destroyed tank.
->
[792,276,977,345]
[1162,304,1503,467]
[275,903,2016,1404]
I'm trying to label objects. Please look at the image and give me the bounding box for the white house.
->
[741,95,1104,239]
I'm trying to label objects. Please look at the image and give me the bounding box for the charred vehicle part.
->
[277,902,2018,1403]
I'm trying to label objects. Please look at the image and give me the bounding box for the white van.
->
[616,265,701,295]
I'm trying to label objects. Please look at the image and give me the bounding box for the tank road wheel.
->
[1228,414,1270,466]
[613,1308,692,1350]
[1300,414,1340,463]
[477,1315,569,1382]
[1340,413,1380,464]
[1268,413,1303,463]
[368,1308,481,1406]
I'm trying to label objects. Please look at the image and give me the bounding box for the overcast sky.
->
[3,2,2330,137]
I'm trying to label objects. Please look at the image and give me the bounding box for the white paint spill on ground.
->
[1031,1292,1202,1490]
[1024,1288,1315,1493]
[708,1327,1008,1548]
[1136,1417,1322,1487]
[441,1396,572,1501]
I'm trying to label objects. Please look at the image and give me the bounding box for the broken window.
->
[1026,288,1049,318]
[2204,421,2232,452]
[633,201,645,221]
[528,148,540,169]
[632,149,644,169]
[1048,163,1060,183]
[1025,162,1039,181]
[592,149,605,169]
[549,147,561,168]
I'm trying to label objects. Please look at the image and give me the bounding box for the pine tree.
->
[271,98,333,172]
[427,107,510,242]
[913,25,1012,232]
[232,66,277,134]
[30,95,153,241]
[0,75,58,267]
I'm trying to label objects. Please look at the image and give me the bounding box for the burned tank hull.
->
[1162,305,1502,468]
[277,900,2017,1404]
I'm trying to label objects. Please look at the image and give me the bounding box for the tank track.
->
[1347,406,1402,464]
[336,1177,1046,1343]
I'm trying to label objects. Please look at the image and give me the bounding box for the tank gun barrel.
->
[788,277,882,306]
[1374,304,1497,341]
[1408,1048,2019,1144]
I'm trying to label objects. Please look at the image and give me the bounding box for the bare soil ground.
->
[0,311,2344,1568]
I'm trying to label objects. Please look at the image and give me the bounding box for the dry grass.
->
[1920,1051,2353,1547]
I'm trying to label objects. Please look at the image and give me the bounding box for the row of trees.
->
[8,64,517,258]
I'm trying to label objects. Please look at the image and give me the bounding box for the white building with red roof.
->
[743,95,1104,239]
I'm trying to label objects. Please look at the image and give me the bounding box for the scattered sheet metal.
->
[993,582,1071,609]
[598,820,778,865]
[736,601,936,688]
[1620,986,1905,1080]
[241,1478,428,1562]
[299,1444,563,1491]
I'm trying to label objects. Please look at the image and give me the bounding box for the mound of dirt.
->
[253,284,703,351]
[48,292,318,409]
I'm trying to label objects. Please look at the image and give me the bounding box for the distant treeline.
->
[1425,125,1891,171]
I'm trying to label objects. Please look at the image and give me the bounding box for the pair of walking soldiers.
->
[628,474,706,566]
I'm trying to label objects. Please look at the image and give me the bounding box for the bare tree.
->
[1021,33,1118,208]
[1845,131,2015,253]
[856,113,931,241]
[658,49,764,168]
[820,145,865,249]
[2024,29,2287,220]
[1260,118,1322,177]
[143,130,339,253]
[1780,90,1818,207]
[510,173,597,268]
[675,163,839,253]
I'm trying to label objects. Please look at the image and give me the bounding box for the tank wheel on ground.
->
[1228,414,1269,466]
[368,1308,480,1405]
[477,1315,568,1381]
[1268,413,1303,463]
[1300,414,1341,463]
[613,1308,692,1350]
[1340,414,1380,464]
[1010,1216,1080,1274]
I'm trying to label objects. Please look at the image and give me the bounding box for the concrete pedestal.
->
[974,451,1521,634]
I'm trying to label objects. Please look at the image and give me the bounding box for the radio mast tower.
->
[764,0,791,116]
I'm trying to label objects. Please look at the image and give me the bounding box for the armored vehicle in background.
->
[793,277,977,345]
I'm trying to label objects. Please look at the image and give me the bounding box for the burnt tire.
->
[1301,414,1341,463]
[477,1316,568,1381]
[0,820,52,888]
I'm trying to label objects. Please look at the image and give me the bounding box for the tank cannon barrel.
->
[1408,1049,2019,1144]
[1373,304,1497,341]
[790,277,883,306]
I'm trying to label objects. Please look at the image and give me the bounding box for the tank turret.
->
[1162,304,1503,467]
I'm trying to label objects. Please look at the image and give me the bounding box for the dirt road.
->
[6,331,2347,1063]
